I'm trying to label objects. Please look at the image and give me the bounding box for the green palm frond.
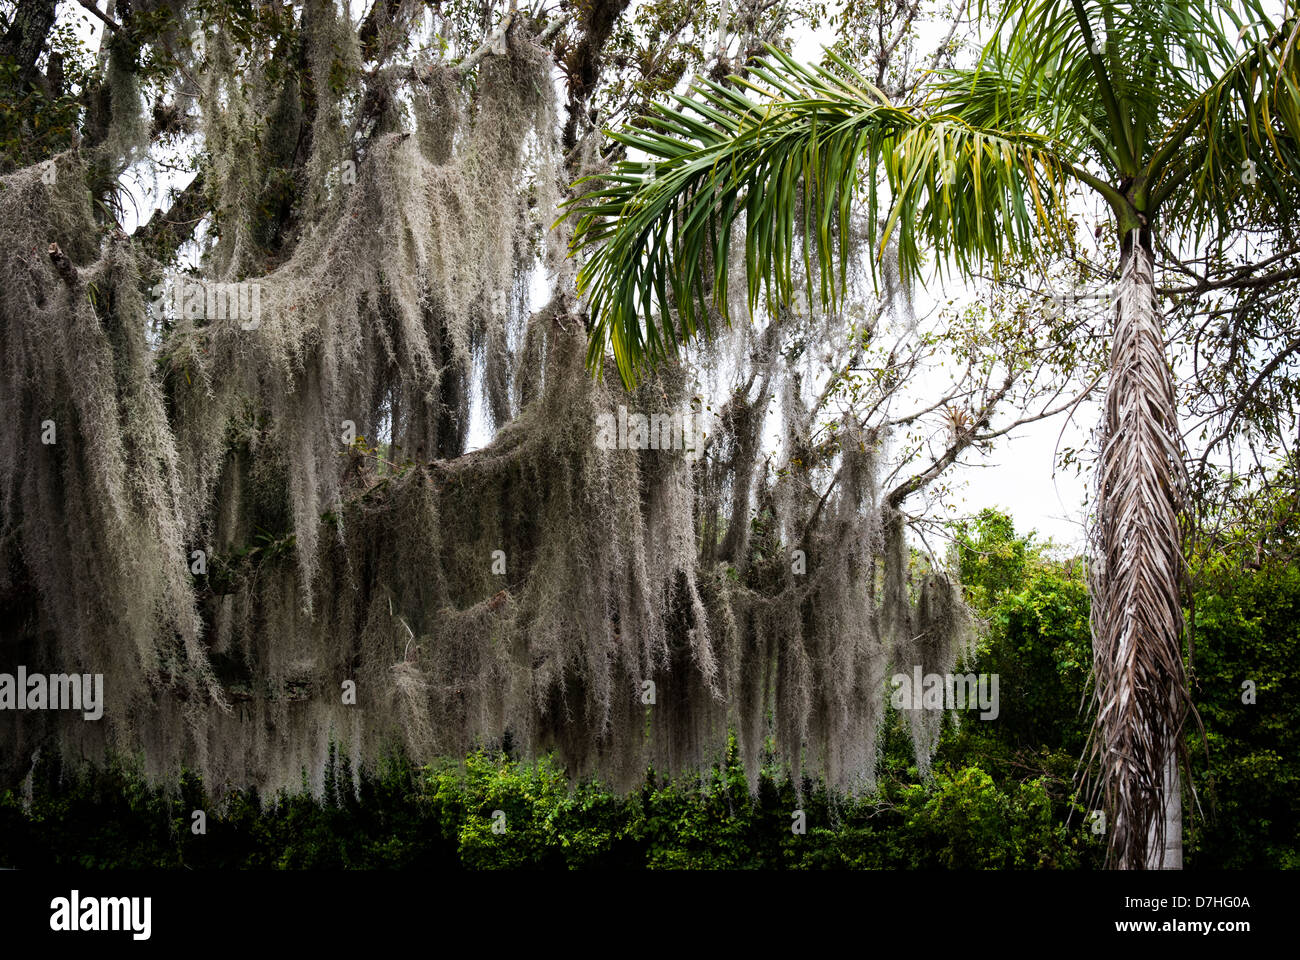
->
[933,43,1115,168]
[966,1,1291,176]
[561,46,1069,387]
[1148,12,1300,232]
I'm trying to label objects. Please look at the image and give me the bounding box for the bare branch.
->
[76,0,121,33]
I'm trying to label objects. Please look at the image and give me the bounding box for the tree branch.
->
[885,370,1016,508]
[47,242,78,287]
[76,0,121,33]
[134,172,208,260]
[1193,337,1300,475]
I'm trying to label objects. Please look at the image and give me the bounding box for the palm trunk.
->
[1092,230,1188,870]
[1145,752,1183,869]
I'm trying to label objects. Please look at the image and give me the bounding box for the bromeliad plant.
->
[562,0,1300,868]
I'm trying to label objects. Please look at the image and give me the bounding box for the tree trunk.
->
[1145,751,1183,868]
[1092,230,1189,870]
[0,0,57,88]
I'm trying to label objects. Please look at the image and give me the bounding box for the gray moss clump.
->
[0,20,971,800]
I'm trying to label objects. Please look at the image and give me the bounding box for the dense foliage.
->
[1185,555,1300,867]
[0,741,1099,870]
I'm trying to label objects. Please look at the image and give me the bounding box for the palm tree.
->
[562,0,1300,868]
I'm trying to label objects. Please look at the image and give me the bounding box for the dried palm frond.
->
[1089,233,1192,869]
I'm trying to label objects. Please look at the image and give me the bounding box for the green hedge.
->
[0,742,1099,870]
